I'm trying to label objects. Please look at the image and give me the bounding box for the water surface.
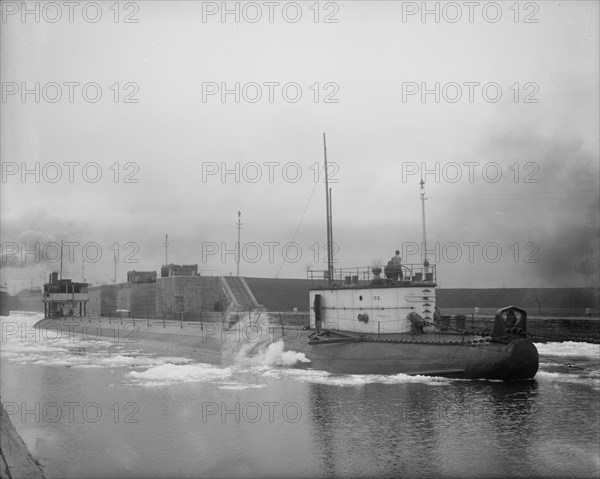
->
[1,313,598,478]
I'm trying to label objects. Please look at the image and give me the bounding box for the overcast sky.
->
[1,0,598,291]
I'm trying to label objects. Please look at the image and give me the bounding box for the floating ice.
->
[535,341,600,358]
[128,362,234,386]
[261,367,453,387]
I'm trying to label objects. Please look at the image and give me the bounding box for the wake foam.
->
[232,340,310,367]
[220,311,310,367]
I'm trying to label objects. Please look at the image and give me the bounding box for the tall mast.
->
[60,240,63,280]
[323,133,333,284]
[329,187,333,271]
[236,211,243,276]
[420,178,429,269]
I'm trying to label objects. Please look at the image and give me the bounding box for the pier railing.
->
[307,263,436,287]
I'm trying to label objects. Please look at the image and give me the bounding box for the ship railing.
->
[306,264,436,287]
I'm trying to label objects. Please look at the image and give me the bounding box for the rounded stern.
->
[507,337,539,379]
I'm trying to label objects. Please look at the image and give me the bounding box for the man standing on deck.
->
[391,250,402,280]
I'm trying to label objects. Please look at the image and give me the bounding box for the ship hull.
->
[277,328,539,380]
[32,319,538,380]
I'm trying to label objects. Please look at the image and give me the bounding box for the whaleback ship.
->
[277,134,539,379]
[279,264,539,379]
[31,135,540,380]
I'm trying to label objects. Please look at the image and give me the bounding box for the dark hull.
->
[281,332,539,380]
[32,319,539,380]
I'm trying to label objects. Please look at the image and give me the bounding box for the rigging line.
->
[275,179,320,279]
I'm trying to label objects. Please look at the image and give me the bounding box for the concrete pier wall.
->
[117,282,157,318]
[86,278,227,320]
[156,276,228,320]
[88,285,118,317]
[1,402,45,479]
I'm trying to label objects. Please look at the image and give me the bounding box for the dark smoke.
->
[0,208,85,271]
[435,126,599,287]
